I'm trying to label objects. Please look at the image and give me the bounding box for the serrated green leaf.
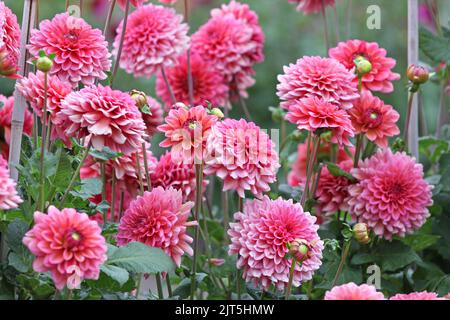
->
[100,265,130,286]
[70,178,103,199]
[6,219,29,252]
[89,147,122,161]
[8,251,32,273]
[420,27,450,64]
[172,273,207,299]
[324,162,356,182]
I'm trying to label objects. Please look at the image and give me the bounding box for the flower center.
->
[363,108,383,128]
[65,229,82,248]
[64,31,79,41]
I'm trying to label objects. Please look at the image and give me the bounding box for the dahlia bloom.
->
[158,105,218,164]
[113,4,189,78]
[228,196,323,291]
[0,1,20,77]
[56,85,146,155]
[0,155,22,210]
[0,95,33,145]
[117,187,196,266]
[23,206,107,290]
[141,95,164,137]
[205,118,280,198]
[288,0,336,15]
[116,0,148,10]
[349,91,400,148]
[347,149,433,240]
[324,283,385,300]
[156,52,228,109]
[28,13,111,87]
[329,39,401,93]
[390,291,443,300]
[285,96,355,146]
[277,56,359,111]
[316,160,353,215]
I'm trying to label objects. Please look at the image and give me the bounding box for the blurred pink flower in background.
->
[0,155,22,210]
[0,95,33,145]
[288,0,335,15]
[324,283,385,300]
[117,0,149,10]
[0,1,20,78]
[390,291,443,300]
[141,95,164,138]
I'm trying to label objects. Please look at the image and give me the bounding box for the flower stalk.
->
[110,0,130,87]
[332,239,352,287]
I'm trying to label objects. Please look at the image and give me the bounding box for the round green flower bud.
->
[35,56,53,73]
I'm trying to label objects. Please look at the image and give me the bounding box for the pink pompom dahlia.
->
[28,13,111,87]
[390,291,443,300]
[0,155,22,210]
[288,0,335,15]
[56,85,146,155]
[156,52,228,109]
[329,39,400,93]
[0,95,33,145]
[228,196,323,291]
[347,149,433,240]
[324,283,385,300]
[277,56,359,111]
[205,118,280,198]
[117,187,196,266]
[23,206,107,290]
[0,1,20,77]
[158,105,218,164]
[285,96,355,146]
[113,4,189,78]
[141,95,164,137]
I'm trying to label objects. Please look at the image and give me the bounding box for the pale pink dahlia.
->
[151,151,208,202]
[56,85,146,155]
[347,149,433,240]
[0,155,22,210]
[288,0,335,15]
[156,52,228,108]
[204,119,280,198]
[316,160,353,215]
[117,186,196,266]
[348,91,400,148]
[0,95,33,145]
[158,105,218,164]
[324,283,385,300]
[0,1,20,77]
[285,96,355,146]
[228,196,323,291]
[23,206,107,290]
[329,39,401,93]
[390,291,443,300]
[113,4,189,78]
[116,0,149,10]
[28,13,111,87]
[142,96,164,137]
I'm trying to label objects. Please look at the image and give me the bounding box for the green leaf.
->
[6,219,29,252]
[89,147,123,161]
[107,242,175,274]
[16,274,55,299]
[400,220,440,251]
[8,251,32,273]
[38,50,46,57]
[419,136,449,164]
[70,178,103,199]
[172,273,207,299]
[324,162,356,182]
[51,149,74,190]
[100,265,130,286]
[420,27,450,64]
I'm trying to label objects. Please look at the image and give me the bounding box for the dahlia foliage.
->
[0,0,448,303]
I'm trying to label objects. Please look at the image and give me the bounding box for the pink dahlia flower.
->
[117,186,196,266]
[116,0,149,10]
[0,1,20,76]
[329,39,400,93]
[158,105,218,164]
[316,159,353,215]
[228,196,323,291]
[324,283,385,300]
[277,56,359,110]
[113,4,189,78]
[159,0,177,4]
[56,85,146,155]
[156,52,228,109]
[0,155,22,210]
[347,149,433,240]
[142,95,164,137]
[151,151,208,202]
[28,13,111,87]
[348,91,400,148]
[23,206,107,290]
[288,0,335,15]
[390,291,443,300]
[0,95,33,145]
[204,118,280,198]
[285,96,355,146]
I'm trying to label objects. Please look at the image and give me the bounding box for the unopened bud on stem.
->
[353,223,370,244]
[35,56,53,73]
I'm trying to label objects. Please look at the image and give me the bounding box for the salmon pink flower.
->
[390,291,443,300]
[325,283,385,300]
[0,95,33,145]
[0,155,22,210]
[0,1,20,78]
[288,0,335,15]
[116,0,148,10]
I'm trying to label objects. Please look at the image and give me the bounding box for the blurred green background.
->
[1,0,448,153]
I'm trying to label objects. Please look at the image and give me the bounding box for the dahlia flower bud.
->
[35,56,53,73]
[407,64,429,85]
[288,239,312,262]
[353,223,370,244]
[354,56,372,77]
[0,50,18,78]
[269,106,285,123]
[209,107,224,119]
[130,90,148,109]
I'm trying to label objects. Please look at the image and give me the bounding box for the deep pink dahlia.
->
[0,95,33,145]
[204,118,280,198]
[113,4,189,78]
[285,96,355,146]
[228,196,323,291]
[0,155,22,210]
[156,52,228,109]
[117,186,196,266]
[0,1,20,76]
[116,0,149,10]
[324,283,385,300]
[347,149,433,240]
[158,105,218,164]
[390,291,443,300]
[142,95,164,137]
[23,206,107,290]
[288,0,335,14]
[28,13,111,87]
[159,0,177,4]
[329,39,401,93]
[348,91,400,148]
[56,85,146,155]
[277,56,359,110]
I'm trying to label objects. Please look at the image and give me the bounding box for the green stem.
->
[285,259,298,300]
[403,91,416,150]
[301,134,320,206]
[332,240,352,287]
[110,168,116,223]
[155,273,164,299]
[110,0,130,87]
[166,274,173,297]
[142,143,152,191]
[135,152,145,195]
[320,0,330,53]
[38,72,49,212]
[222,189,229,242]
[353,134,363,168]
[161,65,177,105]
[118,190,125,221]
